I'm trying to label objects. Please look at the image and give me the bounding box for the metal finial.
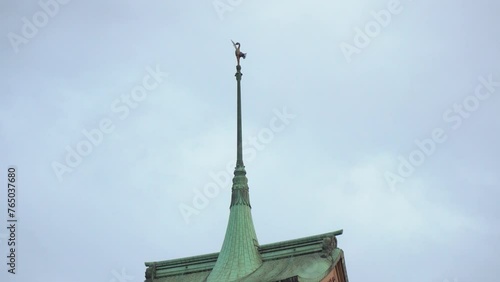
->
[231,40,247,66]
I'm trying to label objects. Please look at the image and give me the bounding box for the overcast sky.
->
[1,0,499,282]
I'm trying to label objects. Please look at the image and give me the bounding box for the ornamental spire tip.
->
[231,40,247,66]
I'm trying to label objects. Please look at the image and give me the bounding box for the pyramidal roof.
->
[206,62,262,281]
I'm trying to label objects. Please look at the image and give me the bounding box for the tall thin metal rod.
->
[236,65,243,167]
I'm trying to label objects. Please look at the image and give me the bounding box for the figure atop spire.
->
[232,40,247,66]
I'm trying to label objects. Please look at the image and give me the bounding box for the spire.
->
[236,64,244,168]
[207,42,262,282]
[230,64,251,208]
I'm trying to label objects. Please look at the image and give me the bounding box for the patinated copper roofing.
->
[145,230,346,282]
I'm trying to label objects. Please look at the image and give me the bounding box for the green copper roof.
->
[206,64,263,281]
[144,230,346,282]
